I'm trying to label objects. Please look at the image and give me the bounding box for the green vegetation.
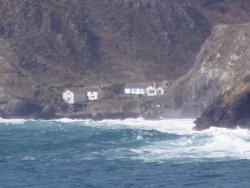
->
[104,83,124,95]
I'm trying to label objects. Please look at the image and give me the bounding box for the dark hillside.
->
[0,0,210,84]
[0,0,250,117]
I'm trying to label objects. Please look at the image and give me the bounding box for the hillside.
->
[1,0,250,118]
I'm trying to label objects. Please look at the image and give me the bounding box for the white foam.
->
[78,118,250,162]
[83,118,196,135]
[2,118,249,163]
[0,118,29,124]
[51,118,92,123]
[22,156,36,161]
[129,125,250,162]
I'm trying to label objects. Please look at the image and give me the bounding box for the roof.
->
[157,86,164,89]
[86,87,101,92]
[65,88,85,93]
[125,83,150,89]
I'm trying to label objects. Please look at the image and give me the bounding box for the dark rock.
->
[11,100,42,117]
[195,87,250,130]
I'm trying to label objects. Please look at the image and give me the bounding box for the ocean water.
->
[0,118,250,188]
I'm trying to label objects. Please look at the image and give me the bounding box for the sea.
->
[0,118,250,188]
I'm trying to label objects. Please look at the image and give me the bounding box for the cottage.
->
[124,83,149,95]
[86,88,103,101]
[124,83,165,96]
[145,85,157,96]
[62,88,86,104]
[156,87,165,96]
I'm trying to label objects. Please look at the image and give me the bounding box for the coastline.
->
[0,112,141,121]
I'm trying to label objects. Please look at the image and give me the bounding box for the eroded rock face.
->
[154,23,250,119]
[195,83,250,130]
[191,24,250,130]
[0,42,23,116]
[188,24,250,107]
[155,22,250,125]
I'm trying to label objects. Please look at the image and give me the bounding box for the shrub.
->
[104,83,125,94]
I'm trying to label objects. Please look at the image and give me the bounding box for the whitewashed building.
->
[124,83,165,96]
[145,85,157,96]
[156,87,165,96]
[124,84,149,95]
[62,88,86,104]
[86,88,103,101]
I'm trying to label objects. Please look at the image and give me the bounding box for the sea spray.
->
[1,118,250,187]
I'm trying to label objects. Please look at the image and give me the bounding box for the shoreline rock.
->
[194,83,250,130]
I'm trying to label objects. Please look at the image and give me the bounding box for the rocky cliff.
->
[149,22,250,126]
[1,0,250,119]
[190,24,250,129]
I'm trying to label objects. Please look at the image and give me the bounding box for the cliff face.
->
[195,83,250,130]
[144,24,250,118]
[191,24,250,129]
[188,24,250,108]
[0,0,250,118]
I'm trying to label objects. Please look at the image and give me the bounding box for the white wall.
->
[62,90,74,104]
[87,91,98,100]
[124,88,131,94]
[125,86,164,96]
[145,86,157,96]
[124,88,145,95]
[157,87,164,95]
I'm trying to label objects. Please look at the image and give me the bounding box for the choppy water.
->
[0,118,250,188]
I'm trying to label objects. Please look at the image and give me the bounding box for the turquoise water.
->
[0,119,250,188]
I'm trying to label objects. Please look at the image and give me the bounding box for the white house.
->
[62,88,86,104]
[145,85,157,96]
[124,83,149,95]
[146,85,165,96]
[124,83,165,96]
[156,87,165,96]
[86,88,103,101]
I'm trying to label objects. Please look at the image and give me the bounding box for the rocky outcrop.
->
[188,24,250,108]
[192,23,250,129]
[151,22,250,128]
[195,82,250,130]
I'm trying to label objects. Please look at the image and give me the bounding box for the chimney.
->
[153,82,156,88]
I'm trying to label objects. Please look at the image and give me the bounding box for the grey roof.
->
[86,88,100,92]
[67,88,85,93]
[125,83,150,89]
[157,86,164,89]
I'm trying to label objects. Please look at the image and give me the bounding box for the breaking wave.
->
[78,118,250,163]
[0,118,29,124]
[1,118,250,163]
